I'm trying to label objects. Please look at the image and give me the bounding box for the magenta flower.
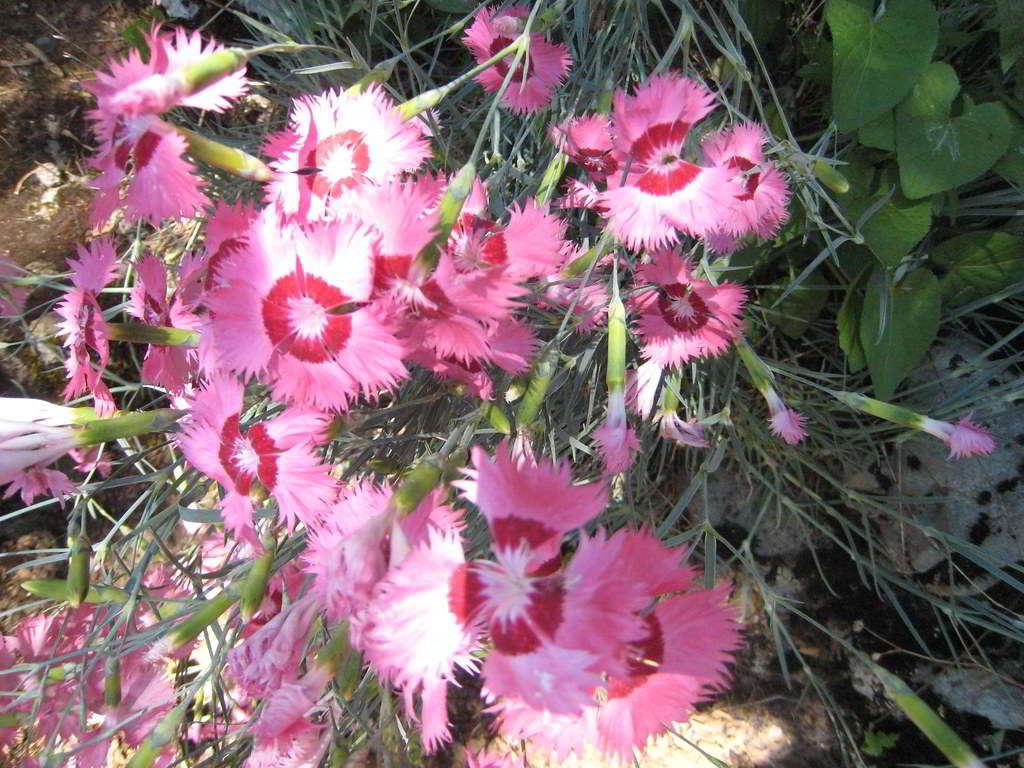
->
[176,374,337,542]
[599,74,741,250]
[593,390,640,474]
[658,411,709,448]
[127,254,200,392]
[264,85,431,224]
[632,250,747,368]
[551,114,620,183]
[205,210,407,411]
[451,200,570,280]
[55,238,120,415]
[463,5,572,113]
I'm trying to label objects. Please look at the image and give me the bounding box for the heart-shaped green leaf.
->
[861,266,941,400]
[858,110,896,151]
[837,156,932,267]
[931,231,1024,306]
[896,62,1012,198]
[827,0,938,133]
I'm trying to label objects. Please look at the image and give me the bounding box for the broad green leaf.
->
[858,110,896,151]
[993,107,1024,186]
[861,266,941,400]
[826,0,938,133]
[837,157,932,267]
[931,231,1024,305]
[896,62,1012,198]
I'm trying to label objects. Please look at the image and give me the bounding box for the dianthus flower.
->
[55,238,120,416]
[631,250,746,368]
[463,5,572,113]
[599,74,741,250]
[919,415,996,459]
[127,254,200,393]
[264,85,431,224]
[550,114,620,183]
[204,209,407,411]
[763,388,808,445]
[702,122,790,245]
[176,374,337,542]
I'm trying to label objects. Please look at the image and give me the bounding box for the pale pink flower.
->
[763,388,808,445]
[702,122,790,240]
[363,527,481,752]
[632,250,746,368]
[593,390,640,473]
[463,5,572,113]
[919,415,996,459]
[252,665,331,742]
[69,445,113,477]
[599,74,741,249]
[550,114,620,183]
[264,85,431,224]
[625,359,663,420]
[55,238,120,415]
[451,200,570,279]
[205,210,407,411]
[2,466,76,506]
[193,200,260,299]
[543,273,609,333]
[0,399,83,485]
[176,374,337,541]
[128,254,201,392]
[658,412,709,448]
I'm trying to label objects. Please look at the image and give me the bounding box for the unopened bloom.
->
[919,415,996,458]
[55,239,120,415]
[658,411,709,448]
[463,5,572,113]
[763,388,808,445]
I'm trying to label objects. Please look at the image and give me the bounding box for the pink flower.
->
[128,254,201,392]
[205,210,407,411]
[542,274,609,333]
[84,24,248,123]
[362,527,481,752]
[593,390,640,473]
[88,115,209,227]
[658,412,709,448]
[451,200,570,280]
[463,6,572,113]
[632,250,747,368]
[176,374,337,541]
[550,114,620,183]
[763,388,808,445]
[227,596,320,699]
[55,239,120,415]
[264,85,431,224]
[2,466,76,506]
[625,360,663,420]
[920,415,996,459]
[703,123,790,238]
[599,74,741,250]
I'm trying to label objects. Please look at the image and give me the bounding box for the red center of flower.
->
[490,575,565,655]
[657,282,710,334]
[630,120,691,165]
[132,130,162,172]
[414,279,457,320]
[457,216,507,268]
[491,516,558,553]
[577,147,618,179]
[634,162,701,197]
[261,267,352,363]
[218,414,279,495]
[306,129,371,198]
[205,237,247,291]
[728,156,760,200]
[606,612,664,699]
[489,35,527,81]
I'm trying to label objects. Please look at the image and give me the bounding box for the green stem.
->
[106,322,199,348]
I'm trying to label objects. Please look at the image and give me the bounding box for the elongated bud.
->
[166,590,238,651]
[176,127,273,181]
[126,703,187,768]
[867,658,984,768]
[241,532,276,621]
[413,162,476,276]
[66,531,91,607]
[606,293,626,394]
[535,151,567,206]
[346,59,396,95]
[104,656,122,708]
[829,389,916,425]
[734,337,775,393]
[392,458,444,518]
[106,322,199,347]
[515,344,559,428]
[812,160,850,195]
[77,409,184,446]
[22,578,129,604]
